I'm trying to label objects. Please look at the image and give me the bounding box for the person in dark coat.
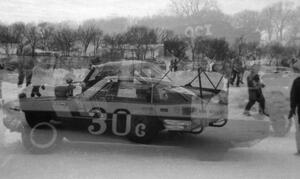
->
[231,57,243,87]
[244,65,269,117]
[17,57,35,88]
[288,77,300,154]
[289,77,300,121]
[173,59,178,72]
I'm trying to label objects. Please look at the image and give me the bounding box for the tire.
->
[21,122,62,154]
[127,117,160,144]
[25,112,50,128]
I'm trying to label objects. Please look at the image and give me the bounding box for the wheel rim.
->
[29,122,58,149]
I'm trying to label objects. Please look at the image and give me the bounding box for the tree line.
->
[0,21,163,61]
[0,0,299,67]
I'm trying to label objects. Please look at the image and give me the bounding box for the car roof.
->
[104,76,171,86]
[92,60,151,69]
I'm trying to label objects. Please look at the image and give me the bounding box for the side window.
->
[116,82,151,103]
[91,82,114,100]
[106,82,119,98]
[153,87,186,104]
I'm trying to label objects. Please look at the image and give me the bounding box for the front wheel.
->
[21,122,62,154]
[127,117,160,144]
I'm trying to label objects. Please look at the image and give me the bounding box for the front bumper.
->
[2,103,25,132]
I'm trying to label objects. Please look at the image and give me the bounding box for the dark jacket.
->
[233,58,243,73]
[17,57,35,86]
[290,77,300,114]
[18,57,35,71]
[247,73,264,101]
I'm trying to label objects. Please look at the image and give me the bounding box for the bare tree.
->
[260,6,276,42]
[195,37,229,61]
[232,10,261,42]
[164,37,187,59]
[78,24,97,56]
[53,27,77,56]
[9,22,26,55]
[101,33,128,59]
[0,24,13,56]
[24,23,40,56]
[103,34,119,59]
[38,22,54,51]
[115,33,128,58]
[92,28,103,56]
[269,1,295,42]
[286,7,300,46]
[126,26,157,60]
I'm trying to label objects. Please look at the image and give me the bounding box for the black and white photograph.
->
[0,0,300,178]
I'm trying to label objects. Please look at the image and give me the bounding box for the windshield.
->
[87,61,171,83]
[168,86,197,96]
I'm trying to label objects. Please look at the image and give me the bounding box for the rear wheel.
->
[21,122,62,154]
[127,117,160,144]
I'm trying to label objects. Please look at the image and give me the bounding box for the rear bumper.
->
[163,118,226,132]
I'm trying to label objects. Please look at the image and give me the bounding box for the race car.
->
[2,60,229,153]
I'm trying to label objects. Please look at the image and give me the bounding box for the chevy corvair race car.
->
[1,60,268,153]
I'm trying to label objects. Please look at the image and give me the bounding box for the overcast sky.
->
[0,0,298,24]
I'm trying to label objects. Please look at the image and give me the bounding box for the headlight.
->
[9,106,21,112]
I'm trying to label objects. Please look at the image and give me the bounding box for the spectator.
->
[288,77,300,155]
[231,57,243,87]
[239,56,247,85]
[169,59,174,72]
[173,59,178,72]
[244,65,269,117]
[17,57,35,88]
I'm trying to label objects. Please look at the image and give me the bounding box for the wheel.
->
[127,117,160,144]
[21,122,62,154]
[191,125,204,134]
[25,112,50,128]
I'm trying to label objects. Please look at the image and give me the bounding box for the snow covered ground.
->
[1,68,300,179]
[0,129,299,179]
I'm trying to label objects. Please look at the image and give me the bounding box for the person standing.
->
[173,59,178,72]
[169,59,174,72]
[239,56,246,85]
[231,57,242,87]
[288,77,300,154]
[244,65,269,117]
[17,57,35,88]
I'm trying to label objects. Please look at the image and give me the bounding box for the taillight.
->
[210,95,220,104]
